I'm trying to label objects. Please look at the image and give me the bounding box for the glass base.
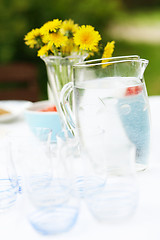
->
[85,181,138,222]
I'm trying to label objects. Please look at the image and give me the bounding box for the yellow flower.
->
[41,34,50,44]
[101,41,115,67]
[24,18,115,59]
[61,39,78,56]
[73,25,101,51]
[24,28,42,48]
[37,45,54,57]
[47,32,68,48]
[25,39,37,48]
[40,19,62,35]
[61,19,79,38]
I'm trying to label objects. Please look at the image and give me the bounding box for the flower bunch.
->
[24,18,115,58]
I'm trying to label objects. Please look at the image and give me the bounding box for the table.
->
[0,96,160,240]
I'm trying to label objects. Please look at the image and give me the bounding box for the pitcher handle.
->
[60,82,75,135]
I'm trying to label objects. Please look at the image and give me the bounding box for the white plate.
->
[0,100,33,122]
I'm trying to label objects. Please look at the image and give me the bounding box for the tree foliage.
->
[0,0,122,63]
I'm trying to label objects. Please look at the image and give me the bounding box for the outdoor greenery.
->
[1,0,160,99]
[113,40,160,96]
[0,0,121,63]
[106,8,160,96]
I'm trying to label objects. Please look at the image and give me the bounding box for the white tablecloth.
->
[0,96,160,240]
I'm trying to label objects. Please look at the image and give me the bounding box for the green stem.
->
[62,64,69,85]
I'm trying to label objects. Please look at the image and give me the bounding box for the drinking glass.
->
[18,131,79,235]
[0,138,19,212]
[60,56,150,171]
[56,129,139,222]
[84,138,139,222]
[9,127,52,193]
[56,131,106,199]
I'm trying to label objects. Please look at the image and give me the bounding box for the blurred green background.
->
[0,0,160,99]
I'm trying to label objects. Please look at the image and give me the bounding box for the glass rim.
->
[73,55,149,68]
[40,54,87,61]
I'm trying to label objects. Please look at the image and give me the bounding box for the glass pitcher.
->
[60,56,150,171]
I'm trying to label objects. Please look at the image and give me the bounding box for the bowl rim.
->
[25,100,58,114]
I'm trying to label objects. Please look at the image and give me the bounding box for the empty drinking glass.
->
[57,129,139,222]
[56,130,106,199]
[85,138,139,222]
[9,127,52,193]
[18,130,79,235]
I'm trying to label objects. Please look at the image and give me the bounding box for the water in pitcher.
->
[74,76,150,171]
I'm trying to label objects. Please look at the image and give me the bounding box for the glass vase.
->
[41,55,86,131]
